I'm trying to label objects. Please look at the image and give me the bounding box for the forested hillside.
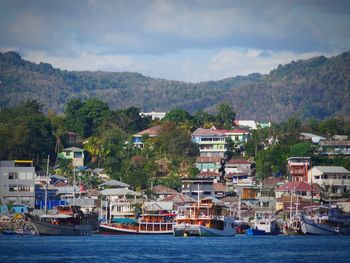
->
[1,51,349,122]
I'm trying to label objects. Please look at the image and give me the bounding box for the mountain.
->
[1,51,349,122]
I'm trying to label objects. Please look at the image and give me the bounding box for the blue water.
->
[1,235,350,263]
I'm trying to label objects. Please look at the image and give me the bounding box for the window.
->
[9,185,17,191]
[9,172,18,180]
[315,176,320,179]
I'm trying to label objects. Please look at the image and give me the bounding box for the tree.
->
[163,109,193,124]
[289,142,314,157]
[216,103,236,129]
[193,110,216,128]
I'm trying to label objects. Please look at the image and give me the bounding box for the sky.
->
[0,0,350,82]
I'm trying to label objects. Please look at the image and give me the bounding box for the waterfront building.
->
[133,125,161,148]
[152,185,178,200]
[0,160,35,207]
[181,178,216,199]
[308,166,350,196]
[287,157,311,182]
[275,181,320,199]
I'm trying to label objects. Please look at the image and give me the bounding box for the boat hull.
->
[301,218,350,235]
[173,224,235,237]
[99,224,173,235]
[246,228,267,236]
[30,218,94,236]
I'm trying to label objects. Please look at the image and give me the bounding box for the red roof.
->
[136,125,161,136]
[226,158,251,165]
[278,181,320,193]
[196,156,222,163]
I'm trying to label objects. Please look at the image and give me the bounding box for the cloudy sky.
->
[1,0,350,82]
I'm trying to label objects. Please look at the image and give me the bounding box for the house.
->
[58,147,85,167]
[234,120,258,130]
[275,195,314,212]
[191,127,251,157]
[0,160,35,207]
[275,181,320,199]
[287,157,311,182]
[308,166,350,196]
[140,111,167,120]
[181,178,216,199]
[133,125,161,148]
[300,133,326,144]
[213,182,228,198]
[159,193,196,209]
[195,156,223,173]
[152,185,178,200]
[225,158,254,175]
[99,180,130,189]
[319,140,350,155]
[143,201,174,212]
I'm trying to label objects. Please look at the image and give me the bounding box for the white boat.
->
[301,205,350,235]
[173,199,235,237]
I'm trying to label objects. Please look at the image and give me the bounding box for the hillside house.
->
[287,157,311,182]
[308,166,350,196]
[133,125,161,148]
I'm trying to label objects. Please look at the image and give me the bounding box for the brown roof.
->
[160,193,196,203]
[276,195,310,203]
[226,158,251,165]
[192,128,225,136]
[213,183,227,192]
[225,172,249,179]
[153,185,178,194]
[196,156,222,163]
[197,171,221,178]
[277,181,320,193]
[135,125,161,136]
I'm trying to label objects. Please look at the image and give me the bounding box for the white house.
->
[308,166,350,196]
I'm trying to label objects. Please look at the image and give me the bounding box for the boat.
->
[173,198,235,237]
[27,205,98,236]
[301,205,350,235]
[246,211,279,236]
[2,229,36,235]
[99,213,175,235]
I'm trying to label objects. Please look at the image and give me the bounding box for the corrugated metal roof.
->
[313,166,350,174]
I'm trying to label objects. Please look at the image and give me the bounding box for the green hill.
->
[1,51,349,122]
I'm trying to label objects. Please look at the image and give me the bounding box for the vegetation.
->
[1,51,350,122]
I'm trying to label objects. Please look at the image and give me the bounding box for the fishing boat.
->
[27,205,98,236]
[246,211,279,236]
[173,198,235,237]
[301,205,350,235]
[99,213,175,235]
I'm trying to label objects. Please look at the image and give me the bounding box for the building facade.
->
[0,160,35,207]
[287,157,311,182]
[308,166,350,196]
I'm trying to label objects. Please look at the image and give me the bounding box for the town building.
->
[0,160,35,207]
[275,181,320,199]
[133,125,161,148]
[287,157,311,182]
[140,111,167,120]
[195,156,223,173]
[58,147,85,167]
[191,127,250,157]
[152,185,178,200]
[319,140,350,155]
[299,133,326,143]
[308,166,350,196]
[181,178,217,199]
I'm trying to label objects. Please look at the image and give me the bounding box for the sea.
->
[1,235,350,263]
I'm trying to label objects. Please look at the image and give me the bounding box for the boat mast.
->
[73,165,76,206]
[45,155,49,214]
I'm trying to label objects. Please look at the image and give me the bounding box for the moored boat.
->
[27,205,97,236]
[301,205,350,235]
[246,211,279,236]
[99,213,175,235]
[173,199,235,237]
